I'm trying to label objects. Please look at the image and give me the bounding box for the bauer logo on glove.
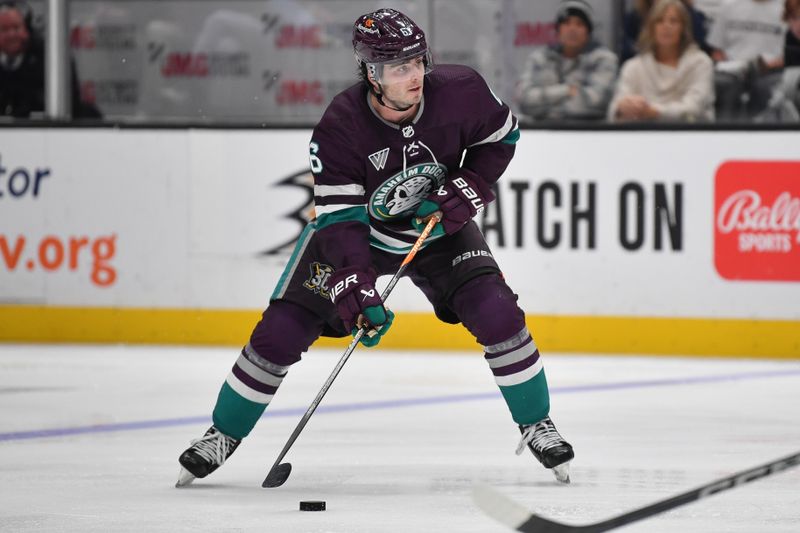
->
[413,169,495,236]
[329,273,362,304]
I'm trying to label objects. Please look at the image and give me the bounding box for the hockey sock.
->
[484,327,550,425]
[212,344,289,440]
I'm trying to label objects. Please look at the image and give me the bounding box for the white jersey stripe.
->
[315,203,365,216]
[370,226,419,248]
[469,109,515,147]
[314,183,365,197]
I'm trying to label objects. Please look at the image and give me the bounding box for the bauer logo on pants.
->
[714,161,800,281]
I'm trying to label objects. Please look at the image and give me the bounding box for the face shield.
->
[364,50,434,86]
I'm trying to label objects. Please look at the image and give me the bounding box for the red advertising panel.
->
[714,161,800,281]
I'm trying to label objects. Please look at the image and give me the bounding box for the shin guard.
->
[212,301,323,439]
[484,328,550,425]
[212,343,290,440]
[452,274,550,425]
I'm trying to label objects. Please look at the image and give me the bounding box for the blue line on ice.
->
[1,368,799,442]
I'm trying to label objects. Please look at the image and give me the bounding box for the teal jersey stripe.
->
[271,223,315,301]
[501,127,520,145]
[316,206,369,230]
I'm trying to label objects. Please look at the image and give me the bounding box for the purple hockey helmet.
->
[352,8,433,81]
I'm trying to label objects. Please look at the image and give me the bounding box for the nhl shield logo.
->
[402,125,415,138]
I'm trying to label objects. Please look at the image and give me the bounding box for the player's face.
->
[378,56,425,108]
[0,9,29,57]
[654,5,683,51]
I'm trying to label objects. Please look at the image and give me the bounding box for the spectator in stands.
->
[785,0,800,65]
[0,1,100,118]
[621,0,711,62]
[707,0,785,120]
[609,0,714,122]
[755,0,800,121]
[515,0,618,122]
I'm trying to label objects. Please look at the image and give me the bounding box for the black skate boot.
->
[176,426,241,487]
[516,416,574,483]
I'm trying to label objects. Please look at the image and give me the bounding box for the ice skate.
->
[175,426,240,487]
[516,416,574,483]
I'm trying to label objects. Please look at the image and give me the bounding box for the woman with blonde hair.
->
[620,0,710,62]
[609,0,714,122]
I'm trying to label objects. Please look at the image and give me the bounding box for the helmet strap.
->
[367,72,413,112]
[374,88,413,112]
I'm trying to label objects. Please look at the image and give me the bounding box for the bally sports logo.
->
[714,161,800,281]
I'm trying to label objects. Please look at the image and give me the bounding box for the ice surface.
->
[1,344,799,532]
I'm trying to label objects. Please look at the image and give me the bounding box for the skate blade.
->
[175,467,196,488]
[551,461,571,484]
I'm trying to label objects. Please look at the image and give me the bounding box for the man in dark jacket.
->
[0,1,100,118]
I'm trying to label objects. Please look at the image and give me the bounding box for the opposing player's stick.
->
[263,214,441,488]
[473,450,800,533]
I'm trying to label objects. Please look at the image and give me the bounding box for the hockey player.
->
[177,8,574,487]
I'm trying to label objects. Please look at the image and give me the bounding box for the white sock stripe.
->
[226,371,275,404]
[485,338,537,369]
[494,358,544,387]
[483,327,531,354]
[235,352,285,388]
[244,343,289,376]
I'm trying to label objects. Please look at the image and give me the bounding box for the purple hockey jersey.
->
[309,64,519,273]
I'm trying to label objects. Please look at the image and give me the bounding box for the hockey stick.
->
[262,214,441,488]
[473,450,800,532]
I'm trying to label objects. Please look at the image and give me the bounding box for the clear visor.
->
[366,51,433,85]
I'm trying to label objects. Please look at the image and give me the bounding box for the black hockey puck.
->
[299,500,326,511]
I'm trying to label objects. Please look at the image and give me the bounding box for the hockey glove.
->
[412,169,495,236]
[329,267,394,347]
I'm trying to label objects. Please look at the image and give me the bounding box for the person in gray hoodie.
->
[515,0,618,122]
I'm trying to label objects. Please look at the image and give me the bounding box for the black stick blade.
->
[262,462,292,488]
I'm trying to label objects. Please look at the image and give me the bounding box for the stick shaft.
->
[504,450,800,533]
[264,216,440,478]
[584,450,800,532]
